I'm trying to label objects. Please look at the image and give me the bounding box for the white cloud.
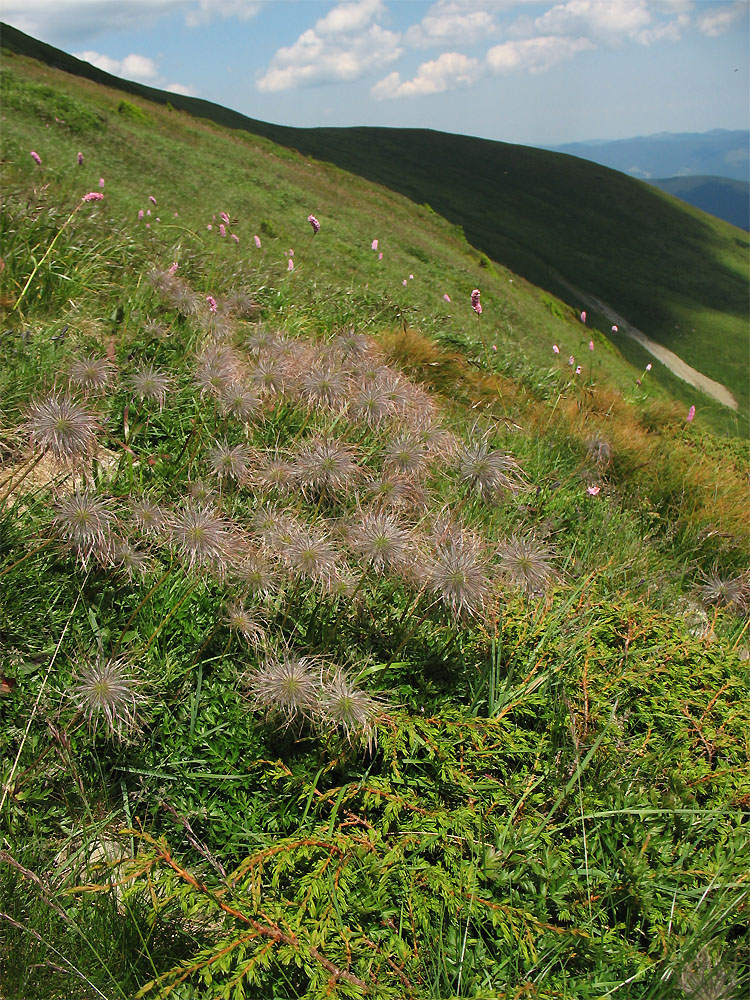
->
[74,49,195,93]
[486,34,593,73]
[185,0,260,28]
[372,51,480,98]
[257,0,403,92]
[697,1,746,37]
[404,1,498,48]
[527,0,691,46]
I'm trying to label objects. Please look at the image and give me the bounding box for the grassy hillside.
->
[649,175,750,232]
[1,38,749,1000]
[1,21,748,429]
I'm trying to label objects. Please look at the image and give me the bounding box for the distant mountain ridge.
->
[544,130,749,183]
[649,176,749,231]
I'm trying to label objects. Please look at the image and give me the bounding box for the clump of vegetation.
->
[0,55,748,1000]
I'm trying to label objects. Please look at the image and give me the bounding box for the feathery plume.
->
[223,600,267,647]
[294,438,359,498]
[497,535,557,597]
[69,355,116,392]
[428,530,489,619]
[26,393,98,463]
[130,364,172,409]
[348,511,414,577]
[207,440,251,483]
[457,441,524,502]
[70,656,144,741]
[317,669,382,748]
[245,652,319,728]
[53,489,117,566]
[169,503,231,575]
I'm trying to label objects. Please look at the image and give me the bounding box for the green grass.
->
[1,40,749,1000]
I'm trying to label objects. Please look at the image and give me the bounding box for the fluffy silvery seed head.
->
[250,358,288,397]
[428,531,490,619]
[113,539,153,580]
[53,489,116,566]
[329,329,374,363]
[130,496,167,537]
[169,503,231,574]
[283,525,342,589]
[700,571,749,613]
[457,441,524,502]
[348,383,395,428]
[151,272,200,316]
[186,480,217,504]
[317,670,382,749]
[245,652,320,727]
[130,364,172,409]
[294,438,359,498]
[299,364,349,412]
[366,474,426,512]
[497,535,558,597]
[70,656,144,741]
[26,393,98,464]
[207,440,251,483]
[586,436,612,468]
[377,371,421,419]
[251,504,297,547]
[193,344,240,398]
[253,455,296,496]
[223,291,259,318]
[69,355,116,392]
[383,433,429,478]
[219,381,261,423]
[348,511,413,577]
[246,329,286,359]
[232,548,277,598]
[223,600,267,647]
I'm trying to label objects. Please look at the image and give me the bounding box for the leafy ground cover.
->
[1,49,749,1000]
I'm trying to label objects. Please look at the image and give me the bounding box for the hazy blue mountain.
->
[648,176,749,231]
[545,130,749,183]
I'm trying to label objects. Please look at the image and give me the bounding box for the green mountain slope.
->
[649,175,749,231]
[1,21,748,425]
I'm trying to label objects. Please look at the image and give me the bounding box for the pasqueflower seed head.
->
[26,393,98,463]
[70,656,144,741]
[207,440,251,483]
[428,531,489,619]
[130,364,172,409]
[69,355,116,393]
[223,600,268,647]
[170,503,231,574]
[348,510,413,577]
[294,438,359,498]
[245,652,320,727]
[317,669,382,749]
[457,441,525,502]
[497,535,558,598]
[53,489,117,566]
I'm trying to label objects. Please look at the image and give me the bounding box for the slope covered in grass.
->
[2,21,747,431]
[1,40,749,1000]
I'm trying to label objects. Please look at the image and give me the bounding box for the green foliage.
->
[0,66,107,134]
[117,99,152,124]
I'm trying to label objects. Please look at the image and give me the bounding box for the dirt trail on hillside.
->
[560,281,739,411]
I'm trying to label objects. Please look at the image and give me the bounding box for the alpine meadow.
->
[0,26,749,1000]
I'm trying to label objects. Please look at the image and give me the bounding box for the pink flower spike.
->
[82,192,104,202]
[174,212,178,217]
[587,485,601,496]
[552,344,560,354]
[371,239,378,250]
[402,279,407,286]
[220,212,230,224]
[611,325,618,333]
[207,224,212,231]
[471,289,481,313]
[580,310,586,323]
[231,233,239,243]
[30,151,42,165]
[589,340,594,351]
[149,195,156,205]
[308,214,320,234]
[491,344,497,352]
[687,405,695,423]
[147,209,151,216]
[575,365,582,375]
[206,295,217,313]
[77,152,83,166]
[98,178,104,188]
[646,363,652,371]
[155,217,160,222]
[254,235,261,248]
[568,356,575,366]
[288,249,294,257]
[378,252,383,260]
[138,209,144,220]
[409,274,414,280]
[636,379,642,385]
[145,223,150,229]
[219,223,226,237]
[168,262,179,275]
[443,294,451,303]
[288,258,294,271]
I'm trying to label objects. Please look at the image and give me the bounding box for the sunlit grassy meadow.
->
[1,47,749,1000]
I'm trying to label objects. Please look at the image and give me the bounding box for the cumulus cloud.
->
[525,0,690,47]
[257,0,403,92]
[486,34,594,73]
[697,1,746,37]
[185,0,260,27]
[74,49,195,94]
[372,52,481,99]
[404,1,499,48]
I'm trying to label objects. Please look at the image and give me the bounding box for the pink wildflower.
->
[409,274,414,280]
[174,212,178,217]
[587,485,601,496]
[288,258,294,271]
[77,152,83,166]
[207,224,212,231]
[611,325,618,333]
[99,178,104,188]
[471,289,481,314]
[687,405,695,422]
[288,249,294,257]
[575,365,582,375]
[149,195,156,205]
[589,340,594,351]
[147,209,151,216]
[138,209,144,220]
[220,212,230,224]
[443,294,451,303]
[168,262,179,275]
[552,344,560,354]
[646,363,652,371]
[568,356,575,366]
[145,223,150,229]
[378,252,383,260]
[492,344,497,352]
[402,279,407,286]
[254,235,261,248]
[371,239,378,250]
[30,151,42,165]
[308,214,320,234]
[636,379,642,385]
[82,192,104,202]
[580,310,586,323]
[219,223,226,237]
[206,295,217,313]
[231,233,239,243]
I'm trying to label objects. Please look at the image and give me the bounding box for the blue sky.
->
[2,1,748,145]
